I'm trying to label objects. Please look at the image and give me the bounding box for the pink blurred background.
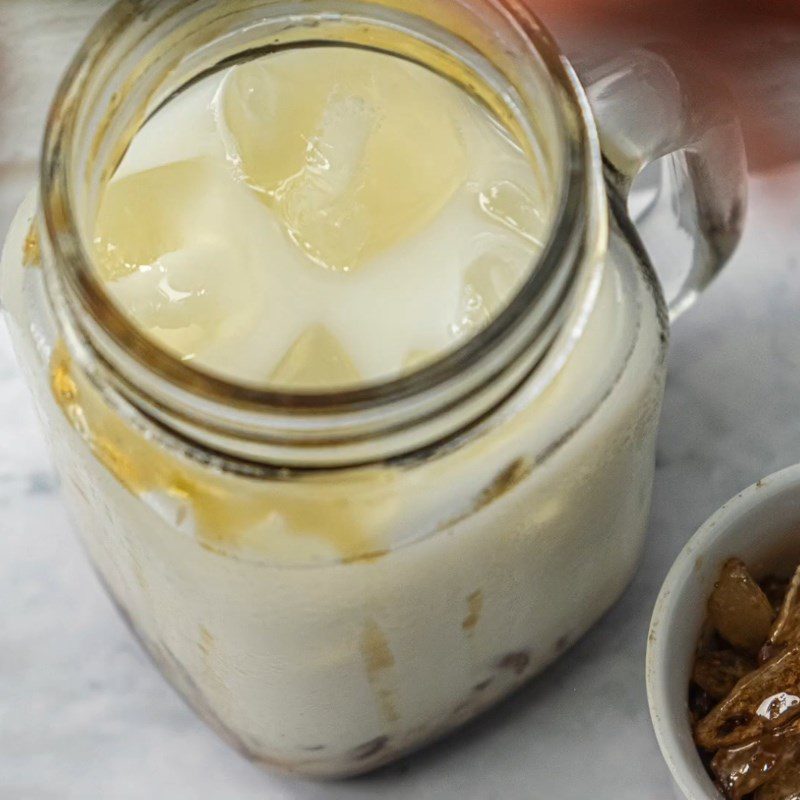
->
[536,0,800,173]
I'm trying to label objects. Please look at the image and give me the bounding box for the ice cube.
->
[269,325,362,389]
[277,94,374,272]
[107,244,230,331]
[94,160,220,281]
[217,56,314,195]
[218,49,467,272]
[94,157,281,368]
[477,179,546,246]
[403,349,438,372]
[450,249,528,338]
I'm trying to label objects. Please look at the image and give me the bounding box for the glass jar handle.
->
[577,48,748,321]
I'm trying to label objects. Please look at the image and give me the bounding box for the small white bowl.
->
[647,465,800,800]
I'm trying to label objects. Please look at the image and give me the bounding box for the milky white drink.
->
[1,46,665,775]
[93,49,550,386]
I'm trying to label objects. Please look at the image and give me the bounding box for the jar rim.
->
[39,0,608,466]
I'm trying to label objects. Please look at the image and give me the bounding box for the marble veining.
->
[1,3,800,798]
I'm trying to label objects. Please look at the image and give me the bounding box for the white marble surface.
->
[1,4,800,799]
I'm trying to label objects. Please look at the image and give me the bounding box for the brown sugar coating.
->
[710,717,800,800]
[755,762,800,800]
[754,761,800,800]
[708,559,775,655]
[761,569,800,664]
[693,650,755,701]
[692,561,800,800]
[695,644,800,750]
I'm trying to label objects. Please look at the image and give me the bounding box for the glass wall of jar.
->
[0,0,745,778]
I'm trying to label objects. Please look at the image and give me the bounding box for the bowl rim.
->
[645,462,800,800]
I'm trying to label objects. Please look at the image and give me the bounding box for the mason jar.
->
[0,0,746,778]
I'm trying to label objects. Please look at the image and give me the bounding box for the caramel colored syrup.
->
[22,223,41,268]
[361,619,399,724]
[462,589,484,633]
[49,341,389,561]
